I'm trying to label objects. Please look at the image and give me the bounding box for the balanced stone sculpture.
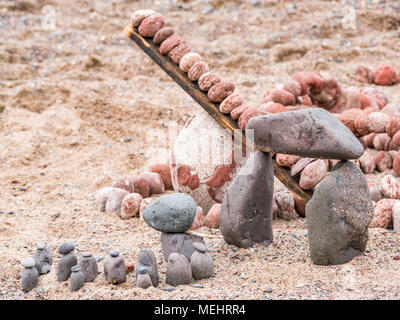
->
[306,161,373,265]
[136,248,159,287]
[79,252,98,282]
[103,250,126,284]
[57,242,78,282]
[21,258,38,292]
[220,150,274,248]
[161,232,204,262]
[190,242,214,280]
[136,267,153,289]
[34,242,53,275]
[70,265,85,292]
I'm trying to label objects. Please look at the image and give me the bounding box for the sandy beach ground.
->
[1,0,400,299]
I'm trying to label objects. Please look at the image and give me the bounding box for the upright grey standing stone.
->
[161,232,205,262]
[220,150,274,248]
[166,253,192,286]
[79,252,98,282]
[57,242,78,282]
[70,265,85,292]
[21,258,38,292]
[190,242,214,280]
[34,243,53,274]
[103,250,126,284]
[136,248,159,287]
[306,160,374,265]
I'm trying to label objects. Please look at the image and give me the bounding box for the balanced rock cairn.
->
[103,250,126,285]
[21,258,39,293]
[190,242,214,280]
[136,248,159,288]
[34,242,53,275]
[79,252,98,282]
[57,242,78,282]
[136,267,153,289]
[70,265,85,292]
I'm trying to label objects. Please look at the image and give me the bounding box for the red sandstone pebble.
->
[373,133,390,151]
[369,185,383,202]
[292,72,324,95]
[393,201,400,233]
[204,203,220,229]
[297,95,313,106]
[369,199,397,228]
[168,42,191,64]
[198,72,221,91]
[130,176,150,198]
[140,172,165,194]
[380,175,400,199]
[159,33,180,55]
[283,80,302,98]
[188,61,209,81]
[276,154,301,167]
[394,154,400,176]
[362,133,377,148]
[120,193,143,219]
[125,262,135,274]
[139,197,153,218]
[153,27,174,45]
[338,108,364,135]
[270,89,296,106]
[358,151,376,174]
[362,88,389,110]
[130,10,155,27]
[299,159,327,190]
[386,116,400,138]
[291,158,316,176]
[354,114,370,136]
[219,93,243,114]
[138,13,165,38]
[382,104,400,117]
[274,189,298,220]
[112,176,135,193]
[179,52,201,73]
[230,104,249,120]
[310,78,342,110]
[374,63,396,86]
[375,151,392,172]
[189,206,203,231]
[355,65,374,84]
[149,163,173,190]
[208,81,235,103]
[238,108,265,130]
[366,112,390,133]
[389,131,400,151]
[260,103,286,114]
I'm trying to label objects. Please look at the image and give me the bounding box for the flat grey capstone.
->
[110,250,119,257]
[82,252,92,258]
[58,242,75,255]
[37,242,46,250]
[246,108,364,159]
[21,258,35,268]
[193,242,207,253]
[143,193,196,233]
[137,266,149,274]
[306,160,374,265]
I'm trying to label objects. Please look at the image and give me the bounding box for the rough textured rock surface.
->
[369,199,396,229]
[34,244,53,274]
[79,253,98,282]
[246,108,364,159]
[103,252,126,285]
[166,253,192,286]
[57,252,78,282]
[161,232,204,262]
[306,161,373,265]
[143,193,196,233]
[21,266,38,293]
[136,248,159,287]
[220,150,274,248]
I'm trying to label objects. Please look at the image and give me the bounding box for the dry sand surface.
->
[1,0,400,300]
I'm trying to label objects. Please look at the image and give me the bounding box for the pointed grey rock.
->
[220,150,274,248]
[306,160,374,265]
[246,108,364,159]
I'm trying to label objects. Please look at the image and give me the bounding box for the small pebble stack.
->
[103,250,126,285]
[190,242,214,280]
[70,265,85,292]
[21,258,38,292]
[136,267,153,289]
[79,252,98,282]
[57,242,78,282]
[136,248,159,287]
[34,242,53,274]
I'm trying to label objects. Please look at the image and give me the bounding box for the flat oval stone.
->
[110,250,119,257]
[193,242,207,253]
[37,242,46,250]
[82,252,92,258]
[21,258,35,268]
[143,193,197,232]
[58,242,75,255]
[71,265,81,272]
[137,266,149,274]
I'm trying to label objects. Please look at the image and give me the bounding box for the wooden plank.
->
[124,24,312,206]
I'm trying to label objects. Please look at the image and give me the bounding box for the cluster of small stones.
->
[355,64,400,86]
[140,192,215,286]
